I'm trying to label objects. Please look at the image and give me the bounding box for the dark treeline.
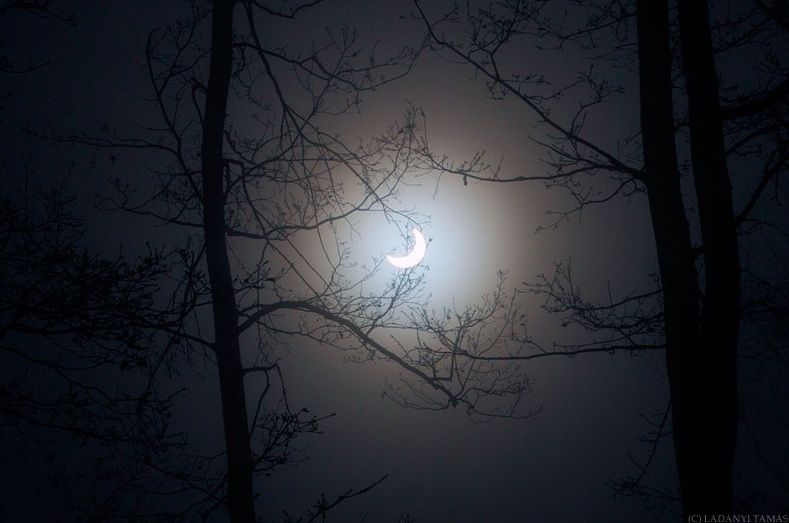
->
[1,0,787,521]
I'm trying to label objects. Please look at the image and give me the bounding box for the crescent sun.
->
[386,228,427,269]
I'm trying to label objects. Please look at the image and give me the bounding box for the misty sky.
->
[1,1,786,521]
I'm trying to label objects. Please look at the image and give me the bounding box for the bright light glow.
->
[386,228,427,269]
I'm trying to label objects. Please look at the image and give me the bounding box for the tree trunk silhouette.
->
[635,0,705,516]
[414,0,784,513]
[676,0,741,514]
[201,1,256,521]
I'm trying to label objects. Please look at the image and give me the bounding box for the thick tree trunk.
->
[677,0,741,514]
[201,1,257,521]
[635,0,704,517]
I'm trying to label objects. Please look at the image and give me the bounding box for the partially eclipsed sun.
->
[387,228,427,269]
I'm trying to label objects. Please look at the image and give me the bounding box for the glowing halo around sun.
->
[386,228,427,269]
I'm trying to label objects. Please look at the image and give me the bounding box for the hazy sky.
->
[1,1,785,521]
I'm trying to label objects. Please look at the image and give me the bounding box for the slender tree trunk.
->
[201,1,257,521]
[677,0,741,514]
[635,0,705,517]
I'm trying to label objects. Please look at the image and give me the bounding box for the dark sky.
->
[1,1,787,522]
